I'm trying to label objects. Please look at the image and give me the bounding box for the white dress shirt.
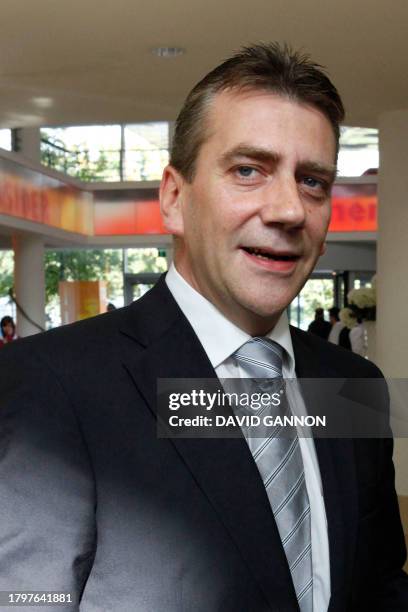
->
[350,323,367,357]
[165,262,331,611]
[328,321,344,345]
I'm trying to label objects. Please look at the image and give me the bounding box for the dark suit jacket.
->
[0,275,407,611]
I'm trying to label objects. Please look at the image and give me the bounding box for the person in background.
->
[350,317,367,357]
[106,302,116,312]
[0,316,17,347]
[339,324,352,350]
[328,306,344,345]
[307,307,331,339]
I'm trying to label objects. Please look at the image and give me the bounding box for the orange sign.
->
[0,160,93,235]
[59,281,107,324]
[0,152,379,238]
[329,195,377,232]
[94,199,167,235]
[94,192,378,236]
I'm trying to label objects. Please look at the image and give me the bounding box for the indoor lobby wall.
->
[377,109,408,564]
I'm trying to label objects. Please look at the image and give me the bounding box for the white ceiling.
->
[0,0,407,129]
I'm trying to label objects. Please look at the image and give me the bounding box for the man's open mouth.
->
[241,246,300,262]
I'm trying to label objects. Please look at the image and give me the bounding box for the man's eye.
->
[236,166,257,178]
[302,176,323,189]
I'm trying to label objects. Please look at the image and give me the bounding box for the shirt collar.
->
[165,263,296,373]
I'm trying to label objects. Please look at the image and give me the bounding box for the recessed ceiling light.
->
[31,96,54,109]
[151,47,186,58]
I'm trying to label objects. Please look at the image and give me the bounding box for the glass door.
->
[289,274,336,330]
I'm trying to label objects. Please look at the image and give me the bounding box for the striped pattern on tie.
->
[233,337,313,611]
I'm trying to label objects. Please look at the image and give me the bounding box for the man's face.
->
[162,90,337,334]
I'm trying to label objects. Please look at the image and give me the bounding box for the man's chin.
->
[237,295,291,327]
[239,286,300,316]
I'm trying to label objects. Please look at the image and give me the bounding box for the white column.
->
[377,109,408,496]
[12,234,45,337]
[14,127,41,164]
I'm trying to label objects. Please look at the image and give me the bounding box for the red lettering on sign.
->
[329,196,377,232]
[349,202,364,222]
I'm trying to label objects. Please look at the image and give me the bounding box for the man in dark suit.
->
[308,308,332,340]
[1,43,407,611]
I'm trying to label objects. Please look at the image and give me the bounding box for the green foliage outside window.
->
[41,135,120,181]
[289,278,334,330]
[0,251,14,296]
[0,248,167,328]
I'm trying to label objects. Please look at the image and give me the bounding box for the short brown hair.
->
[170,42,344,181]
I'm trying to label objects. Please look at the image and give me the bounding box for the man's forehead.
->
[208,87,306,118]
[205,88,332,134]
[201,87,337,161]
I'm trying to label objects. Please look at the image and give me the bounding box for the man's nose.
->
[259,175,306,229]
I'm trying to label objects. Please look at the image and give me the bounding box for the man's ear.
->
[159,165,186,236]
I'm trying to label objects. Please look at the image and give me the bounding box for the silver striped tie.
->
[233,337,313,611]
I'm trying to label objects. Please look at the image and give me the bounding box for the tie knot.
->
[233,337,283,379]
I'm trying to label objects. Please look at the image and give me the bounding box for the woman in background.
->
[0,316,17,347]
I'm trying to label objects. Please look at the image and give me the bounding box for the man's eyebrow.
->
[297,161,337,184]
[219,145,281,165]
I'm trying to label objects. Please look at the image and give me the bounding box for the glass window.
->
[123,123,169,181]
[124,248,168,274]
[0,250,16,321]
[289,278,334,330]
[44,248,125,328]
[0,129,12,151]
[352,273,374,289]
[41,125,122,181]
[337,127,379,177]
[41,122,169,182]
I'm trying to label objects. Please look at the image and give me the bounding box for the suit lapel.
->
[291,328,358,611]
[118,277,299,611]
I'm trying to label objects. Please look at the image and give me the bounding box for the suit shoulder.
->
[290,325,383,378]
[0,278,175,379]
